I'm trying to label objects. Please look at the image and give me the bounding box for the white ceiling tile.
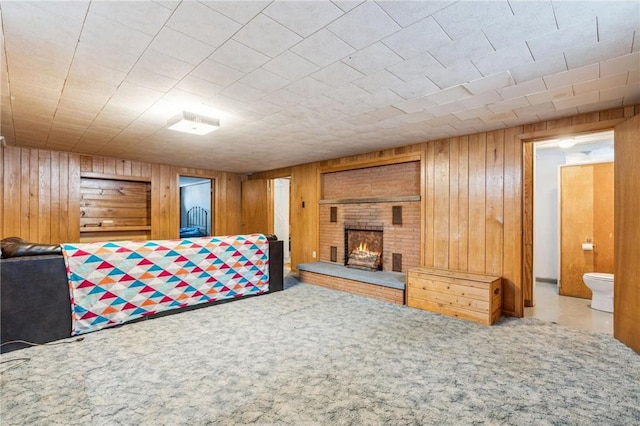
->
[261,89,305,108]
[512,101,556,119]
[201,1,269,25]
[125,67,178,92]
[430,31,495,68]
[8,69,65,93]
[160,89,212,111]
[453,106,493,121]
[238,69,290,93]
[482,1,557,51]
[286,77,333,98]
[81,12,152,57]
[135,49,194,80]
[352,69,404,93]
[552,1,638,30]
[205,94,250,114]
[391,77,439,99]
[472,42,533,77]
[426,85,472,106]
[107,82,165,112]
[175,75,224,98]
[543,64,599,90]
[509,54,566,84]
[600,82,640,103]
[361,89,405,108]
[152,1,181,11]
[526,86,574,105]
[220,82,266,103]
[7,52,71,80]
[341,42,403,75]
[600,53,640,77]
[74,43,140,74]
[263,51,319,82]
[166,2,241,47]
[387,53,441,82]
[564,37,634,70]
[244,100,284,115]
[527,18,598,61]
[394,96,437,114]
[573,73,628,95]
[376,1,451,27]
[324,84,369,103]
[426,60,483,90]
[629,69,640,84]
[432,1,513,39]
[149,27,216,65]
[191,59,245,87]
[330,100,373,117]
[311,62,364,88]
[62,76,118,105]
[233,14,302,58]
[331,1,366,13]
[463,72,515,95]
[577,99,623,114]
[458,91,503,110]
[89,1,171,36]
[552,91,599,110]
[263,1,343,37]
[208,39,270,73]
[487,96,530,114]
[397,110,436,124]
[327,1,400,50]
[382,17,450,60]
[498,78,546,100]
[290,29,355,67]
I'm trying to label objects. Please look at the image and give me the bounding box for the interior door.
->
[614,114,640,353]
[241,179,273,235]
[559,162,614,298]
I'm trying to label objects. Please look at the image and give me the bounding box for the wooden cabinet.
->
[79,173,151,242]
[407,267,502,325]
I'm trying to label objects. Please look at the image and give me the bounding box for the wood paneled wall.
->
[614,113,640,353]
[252,106,639,318]
[1,146,242,243]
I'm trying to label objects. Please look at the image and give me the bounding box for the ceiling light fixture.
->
[168,111,220,135]
[558,138,576,149]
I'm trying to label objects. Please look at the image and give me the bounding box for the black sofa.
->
[1,239,283,353]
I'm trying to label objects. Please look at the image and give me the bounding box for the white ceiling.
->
[1,1,638,174]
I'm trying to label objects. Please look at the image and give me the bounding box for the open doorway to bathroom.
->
[526,131,614,333]
[179,176,213,238]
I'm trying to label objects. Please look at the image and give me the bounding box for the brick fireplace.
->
[319,161,421,273]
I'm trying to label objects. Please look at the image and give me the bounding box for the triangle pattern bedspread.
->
[62,234,269,335]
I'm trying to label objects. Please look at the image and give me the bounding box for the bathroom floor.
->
[525,282,613,334]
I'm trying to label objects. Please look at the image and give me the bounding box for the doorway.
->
[527,131,614,333]
[273,178,291,267]
[179,176,213,238]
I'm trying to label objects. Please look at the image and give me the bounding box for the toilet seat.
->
[584,272,614,282]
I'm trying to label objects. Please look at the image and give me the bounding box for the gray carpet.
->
[2,275,639,425]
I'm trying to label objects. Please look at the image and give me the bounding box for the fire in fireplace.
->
[345,228,383,271]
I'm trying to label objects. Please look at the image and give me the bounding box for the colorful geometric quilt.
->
[61,234,269,335]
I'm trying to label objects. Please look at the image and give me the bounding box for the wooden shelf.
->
[80,172,151,182]
[319,195,420,205]
[80,226,151,233]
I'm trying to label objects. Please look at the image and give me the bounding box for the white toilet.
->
[582,273,614,313]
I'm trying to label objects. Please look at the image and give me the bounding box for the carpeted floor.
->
[1,275,639,425]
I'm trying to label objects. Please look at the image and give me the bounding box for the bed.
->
[179,206,209,238]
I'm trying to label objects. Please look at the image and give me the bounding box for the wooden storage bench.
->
[406,267,502,325]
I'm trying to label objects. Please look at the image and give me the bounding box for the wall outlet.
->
[312,251,316,258]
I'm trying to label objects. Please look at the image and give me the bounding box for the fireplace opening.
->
[345,228,383,271]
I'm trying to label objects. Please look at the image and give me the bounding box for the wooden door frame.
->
[519,119,624,309]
